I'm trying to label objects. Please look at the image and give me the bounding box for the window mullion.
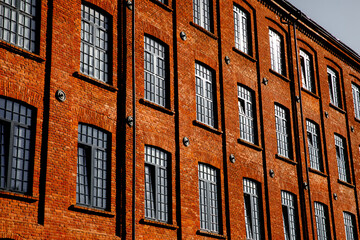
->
[6,121,14,190]
[90,146,95,207]
[154,164,159,220]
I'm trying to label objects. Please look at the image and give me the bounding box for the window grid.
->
[335,134,350,183]
[300,50,315,93]
[156,0,166,4]
[144,36,167,107]
[327,67,341,108]
[238,85,255,143]
[352,83,360,119]
[314,202,329,240]
[144,146,169,223]
[269,29,283,75]
[76,123,108,209]
[344,212,357,240]
[0,97,33,194]
[196,63,215,127]
[275,104,291,158]
[233,5,249,54]
[282,191,299,240]
[243,178,261,240]
[199,163,219,233]
[306,120,322,171]
[193,0,211,31]
[0,0,37,52]
[80,4,109,83]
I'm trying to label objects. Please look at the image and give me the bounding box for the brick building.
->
[1,0,360,239]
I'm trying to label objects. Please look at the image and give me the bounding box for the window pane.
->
[77,123,108,209]
[300,50,314,93]
[344,212,357,240]
[269,29,283,75]
[0,0,37,51]
[352,83,360,119]
[196,63,215,127]
[193,0,211,31]
[144,146,169,223]
[144,36,167,107]
[199,163,219,233]
[80,4,109,83]
[327,67,341,108]
[234,5,249,54]
[275,104,291,158]
[281,191,299,240]
[314,202,329,240]
[238,85,255,143]
[243,178,262,240]
[335,134,350,183]
[306,120,322,171]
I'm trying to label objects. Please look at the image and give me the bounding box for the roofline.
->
[269,0,360,67]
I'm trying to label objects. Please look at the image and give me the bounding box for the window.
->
[281,191,299,240]
[233,5,249,54]
[144,36,167,107]
[238,85,255,144]
[193,0,211,32]
[195,62,215,127]
[306,120,323,172]
[344,212,357,240]
[243,178,262,240]
[76,123,109,209]
[269,29,284,75]
[198,163,220,233]
[352,83,360,119]
[335,134,350,183]
[0,0,37,52]
[80,4,109,83]
[0,97,34,194]
[327,67,341,108]
[314,202,329,240]
[144,146,170,223]
[275,104,291,159]
[156,0,167,4]
[300,50,315,93]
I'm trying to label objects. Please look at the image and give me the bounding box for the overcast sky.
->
[286,0,360,55]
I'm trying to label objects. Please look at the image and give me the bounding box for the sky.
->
[286,0,360,55]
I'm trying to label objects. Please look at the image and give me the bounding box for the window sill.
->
[355,118,360,124]
[73,72,117,92]
[232,47,256,62]
[237,138,263,151]
[0,40,45,63]
[0,190,38,203]
[196,230,227,239]
[193,120,222,135]
[275,154,296,165]
[140,218,178,229]
[337,179,355,189]
[68,205,115,217]
[269,69,290,82]
[139,98,174,115]
[329,103,345,114]
[309,168,327,177]
[301,87,320,99]
[149,0,173,12]
[190,22,218,40]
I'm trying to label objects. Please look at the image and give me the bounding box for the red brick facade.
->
[1,0,360,239]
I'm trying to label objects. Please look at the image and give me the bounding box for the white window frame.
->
[344,212,357,240]
[269,29,284,75]
[0,0,37,52]
[144,146,170,223]
[352,83,360,119]
[80,4,110,83]
[238,85,255,143]
[300,50,314,93]
[243,178,262,240]
[327,67,341,108]
[275,104,291,159]
[233,5,249,54]
[281,191,299,240]
[314,202,329,240]
[335,134,350,183]
[195,62,215,127]
[144,36,167,107]
[306,120,322,172]
[193,0,212,32]
[198,163,220,233]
